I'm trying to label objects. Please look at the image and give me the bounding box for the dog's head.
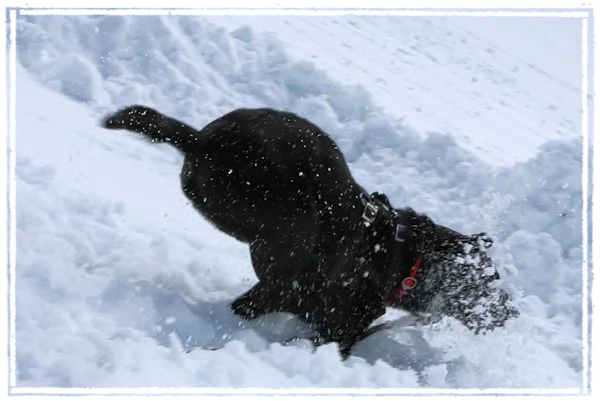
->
[431,230,519,333]
[393,210,520,333]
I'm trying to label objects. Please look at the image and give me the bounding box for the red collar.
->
[388,254,423,304]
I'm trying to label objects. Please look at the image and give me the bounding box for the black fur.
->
[102,106,519,356]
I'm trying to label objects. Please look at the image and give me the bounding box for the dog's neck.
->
[352,193,427,302]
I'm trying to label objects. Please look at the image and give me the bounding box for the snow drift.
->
[13,14,585,390]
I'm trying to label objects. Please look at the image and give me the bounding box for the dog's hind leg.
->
[250,235,319,280]
[231,280,285,320]
[230,242,292,320]
[231,235,319,320]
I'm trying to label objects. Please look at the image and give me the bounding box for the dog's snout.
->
[474,232,493,249]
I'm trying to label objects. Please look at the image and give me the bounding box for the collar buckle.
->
[361,201,379,224]
[394,224,407,242]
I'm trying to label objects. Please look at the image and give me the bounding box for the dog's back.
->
[103,106,365,279]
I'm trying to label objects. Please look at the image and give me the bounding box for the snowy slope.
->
[206,15,582,166]
[14,14,584,390]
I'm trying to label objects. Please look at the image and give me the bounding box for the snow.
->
[12,13,585,391]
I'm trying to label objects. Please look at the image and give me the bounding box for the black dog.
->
[102,106,519,356]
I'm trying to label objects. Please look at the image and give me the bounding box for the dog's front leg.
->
[306,279,386,359]
[334,312,385,359]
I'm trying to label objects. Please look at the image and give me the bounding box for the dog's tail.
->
[101,105,200,155]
